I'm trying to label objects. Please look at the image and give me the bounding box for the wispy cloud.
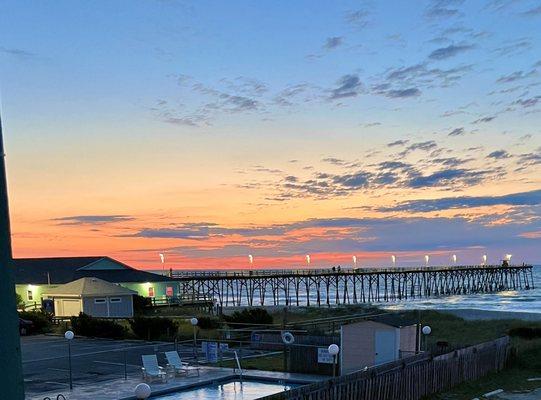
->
[53,215,134,225]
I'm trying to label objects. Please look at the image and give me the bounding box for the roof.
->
[13,256,173,285]
[367,313,418,328]
[43,277,138,297]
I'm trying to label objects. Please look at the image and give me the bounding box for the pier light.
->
[482,254,487,265]
[328,344,340,377]
[391,255,396,266]
[452,254,457,264]
[352,255,357,267]
[159,253,165,276]
[248,254,253,265]
[135,383,152,399]
[505,254,512,261]
[306,254,311,265]
[65,331,74,390]
[424,255,430,266]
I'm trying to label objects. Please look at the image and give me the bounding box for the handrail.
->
[233,350,243,379]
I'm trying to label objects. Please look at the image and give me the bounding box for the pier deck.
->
[173,265,534,308]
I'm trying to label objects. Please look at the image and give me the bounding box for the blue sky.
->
[0,0,540,268]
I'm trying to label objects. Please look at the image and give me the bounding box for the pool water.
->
[152,380,298,400]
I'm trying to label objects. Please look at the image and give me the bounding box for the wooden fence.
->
[260,336,510,400]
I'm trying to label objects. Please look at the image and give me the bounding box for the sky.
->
[0,0,540,270]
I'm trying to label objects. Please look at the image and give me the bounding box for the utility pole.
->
[0,115,25,398]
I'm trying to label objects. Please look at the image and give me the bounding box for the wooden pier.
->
[174,265,535,308]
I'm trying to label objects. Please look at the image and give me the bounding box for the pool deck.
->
[27,366,323,400]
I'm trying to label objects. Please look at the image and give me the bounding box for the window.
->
[94,298,106,304]
[109,297,122,303]
[148,287,155,297]
[27,290,33,301]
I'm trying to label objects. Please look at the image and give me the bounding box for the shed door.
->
[375,330,396,365]
[61,299,81,316]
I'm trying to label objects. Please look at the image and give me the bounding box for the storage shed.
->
[43,277,137,318]
[340,314,419,375]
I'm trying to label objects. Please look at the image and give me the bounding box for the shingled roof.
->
[13,256,172,285]
[42,277,137,297]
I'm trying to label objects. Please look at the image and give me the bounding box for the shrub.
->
[15,293,25,310]
[508,327,541,340]
[197,316,221,330]
[130,316,178,341]
[224,308,273,327]
[133,295,152,314]
[71,313,127,339]
[19,310,53,334]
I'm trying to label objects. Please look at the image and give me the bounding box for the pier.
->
[173,265,535,308]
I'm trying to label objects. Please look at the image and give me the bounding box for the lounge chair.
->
[165,351,200,376]
[141,354,167,382]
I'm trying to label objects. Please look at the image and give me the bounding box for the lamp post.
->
[482,254,487,266]
[191,317,198,361]
[65,330,74,390]
[352,255,357,269]
[391,255,396,268]
[328,344,340,377]
[424,255,429,267]
[305,254,310,266]
[422,325,431,352]
[134,383,151,399]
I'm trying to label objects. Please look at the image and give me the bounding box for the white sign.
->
[318,347,334,364]
[206,342,218,363]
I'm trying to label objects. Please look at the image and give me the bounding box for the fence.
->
[260,336,510,400]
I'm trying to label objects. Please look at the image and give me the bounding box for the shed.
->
[340,314,419,375]
[43,277,137,318]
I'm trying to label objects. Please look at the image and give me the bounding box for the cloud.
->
[0,46,37,60]
[53,215,134,225]
[406,168,487,189]
[512,96,541,108]
[428,44,474,60]
[496,70,537,83]
[448,127,465,136]
[329,74,363,100]
[387,139,409,147]
[345,8,371,29]
[379,189,541,213]
[472,115,497,124]
[487,150,511,159]
[385,88,421,98]
[520,5,541,16]
[324,36,343,50]
[425,0,464,19]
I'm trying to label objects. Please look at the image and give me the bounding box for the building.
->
[42,277,137,318]
[340,314,419,375]
[14,256,178,307]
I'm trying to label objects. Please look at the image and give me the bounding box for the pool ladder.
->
[233,350,243,379]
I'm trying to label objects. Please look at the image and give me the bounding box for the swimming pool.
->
[151,379,299,400]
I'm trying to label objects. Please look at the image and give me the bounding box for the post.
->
[190,317,198,362]
[68,340,73,390]
[332,355,337,378]
[0,116,25,399]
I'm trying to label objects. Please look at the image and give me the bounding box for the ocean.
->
[385,265,541,314]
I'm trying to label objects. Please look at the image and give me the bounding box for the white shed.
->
[43,277,137,318]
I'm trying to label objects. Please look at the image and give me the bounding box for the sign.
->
[206,342,218,363]
[317,347,334,364]
[166,286,173,297]
[148,287,155,297]
[219,343,229,351]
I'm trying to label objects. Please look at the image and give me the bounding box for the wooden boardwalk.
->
[174,265,534,307]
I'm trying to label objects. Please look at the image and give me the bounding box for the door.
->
[61,299,82,317]
[375,330,396,365]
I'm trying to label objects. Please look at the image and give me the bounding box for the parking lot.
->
[22,335,196,395]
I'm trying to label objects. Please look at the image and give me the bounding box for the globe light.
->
[134,383,152,399]
[422,325,432,335]
[328,343,340,356]
[190,317,198,326]
[64,330,74,340]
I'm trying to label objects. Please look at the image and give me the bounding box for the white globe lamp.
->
[134,383,151,399]
[190,317,198,326]
[64,330,74,340]
[422,325,432,335]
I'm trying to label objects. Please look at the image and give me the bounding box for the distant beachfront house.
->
[42,277,137,318]
[13,256,178,308]
[340,314,419,375]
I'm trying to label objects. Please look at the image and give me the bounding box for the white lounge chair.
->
[141,354,167,382]
[165,351,200,376]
